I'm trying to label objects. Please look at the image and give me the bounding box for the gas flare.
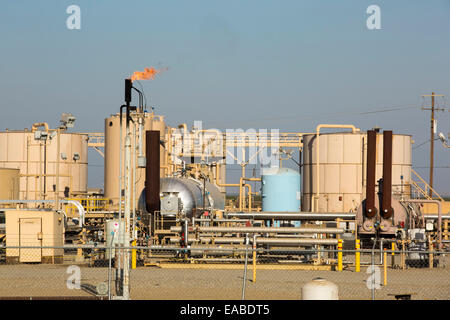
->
[130,67,167,81]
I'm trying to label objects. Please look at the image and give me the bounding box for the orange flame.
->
[130,67,167,81]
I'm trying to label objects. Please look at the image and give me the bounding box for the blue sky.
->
[1,1,450,194]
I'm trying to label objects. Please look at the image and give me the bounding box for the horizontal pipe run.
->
[169,237,339,246]
[225,212,356,220]
[170,226,344,234]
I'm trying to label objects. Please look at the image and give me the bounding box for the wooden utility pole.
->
[422,92,445,198]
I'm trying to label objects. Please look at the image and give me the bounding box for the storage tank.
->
[302,132,412,213]
[0,128,88,202]
[301,278,339,300]
[0,168,20,201]
[261,167,300,212]
[142,177,225,218]
[104,112,167,208]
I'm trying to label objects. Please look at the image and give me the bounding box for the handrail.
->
[411,169,444,201]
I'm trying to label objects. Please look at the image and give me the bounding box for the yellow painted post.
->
[355,239,360,272]
[337,239,343,271]
[383,249,387,286]
[131,240,137,269]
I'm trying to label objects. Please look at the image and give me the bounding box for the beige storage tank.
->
[302,132,412,213]
[104,112,167,207]
[0,128,88,202]
[4,209,65,264]
[0,168,20,201]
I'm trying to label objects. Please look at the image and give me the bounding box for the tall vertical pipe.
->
[365,130,377,217]
[382,130,393,219]
[145,130,160,215]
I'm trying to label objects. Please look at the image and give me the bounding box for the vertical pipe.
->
[382,131,393,219]
[55,129,60,211]
[145,131,160,216]
[365,130,377,217]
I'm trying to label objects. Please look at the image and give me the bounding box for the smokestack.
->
[381,130,393,219]
[365,130,377,218]
[125,79,132,104]
[145,130,160,215]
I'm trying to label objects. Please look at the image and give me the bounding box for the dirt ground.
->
[0,259,448,300]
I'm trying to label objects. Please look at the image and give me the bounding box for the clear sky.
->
[1,1,450,194]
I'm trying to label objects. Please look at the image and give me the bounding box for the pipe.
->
[313,125,359,212]
[169,237,339,246]
[365,130,377,218]
[31,122,49,133]
[171,226,344,234]
[225,212,356,220]
[0,199,84,227]
[401,199,442,250]
[145,131,160,214]
[381,131,393,219]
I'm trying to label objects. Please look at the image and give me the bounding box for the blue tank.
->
[261,167,301,227]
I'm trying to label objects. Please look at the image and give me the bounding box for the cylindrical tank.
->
[301,278,339,300]
[0,129,88,201]
[104,112,167,208]
[261,167,300,212]
[302,132,412,212]
[0,168,20,200]
[143,177,225,218]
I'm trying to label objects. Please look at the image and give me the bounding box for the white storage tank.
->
[302,278,339,300]
[302,131,412,213]
[0,127,88,202]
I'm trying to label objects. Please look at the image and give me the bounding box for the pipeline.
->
[225,212,356,220]
[169,237,338,246]
[170,226,344,234]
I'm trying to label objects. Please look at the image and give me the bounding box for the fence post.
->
[252,235,256,283]
[391,242,396,268]
[428,235,434,269]
[383,249,387,286]
[241,234,249,300]
[401,240,406,270]
[355,239,360,272]
[337,239,343,271]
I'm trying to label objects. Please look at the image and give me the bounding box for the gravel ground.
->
[0,260,448,300]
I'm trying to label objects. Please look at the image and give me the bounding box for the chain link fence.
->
[0,245,448,300]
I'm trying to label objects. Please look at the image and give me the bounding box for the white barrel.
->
[301,278,339,300]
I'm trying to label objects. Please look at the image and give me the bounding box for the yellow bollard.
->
[131,240,137,270]
[337,239,343,271]
[355,239,360,272]
[384,249,387,286]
